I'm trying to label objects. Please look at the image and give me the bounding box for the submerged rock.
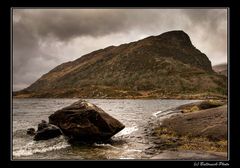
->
[26,128,36,136]
[34,121,62,141]
[49,100,125,143]
[37,120,48,131]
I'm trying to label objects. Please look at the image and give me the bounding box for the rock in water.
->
[49,100,125,143]
[37,120,48,131]
[34,122,62,141]
[27,128,36,136]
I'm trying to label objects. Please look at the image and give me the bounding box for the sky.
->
[13,8,228,91]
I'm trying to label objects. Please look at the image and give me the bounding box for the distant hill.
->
[14,30,227,99]
[213,63,227,76]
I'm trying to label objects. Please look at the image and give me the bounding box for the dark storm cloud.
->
[14,9,165,41]
[182,9,226,30]
[12,9,168,91]
[181,9,227,65]
[181,9,227,43]
[13,9,227,91]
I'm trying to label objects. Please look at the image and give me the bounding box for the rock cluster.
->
[27,100,125,144]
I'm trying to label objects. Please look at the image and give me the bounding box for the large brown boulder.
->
[49,100,125,143]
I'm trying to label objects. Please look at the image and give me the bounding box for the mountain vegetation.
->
[14,30,227,99]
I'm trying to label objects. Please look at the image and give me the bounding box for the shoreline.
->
[13,94,227,100]
[13,98,228,160]
[143,100,228,160]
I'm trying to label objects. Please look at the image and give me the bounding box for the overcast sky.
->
[13,8,228,91]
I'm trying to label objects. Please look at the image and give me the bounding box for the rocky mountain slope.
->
[14,30,227,99]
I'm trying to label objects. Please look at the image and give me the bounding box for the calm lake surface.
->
[12,98,199,160]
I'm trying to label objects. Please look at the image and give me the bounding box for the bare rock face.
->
[49,100,125,143]
[161,105,227,141]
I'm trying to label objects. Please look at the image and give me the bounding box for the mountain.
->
[213,63,227,76]
[14,30,227,99]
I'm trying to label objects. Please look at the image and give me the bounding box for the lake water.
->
[12,98,199,160]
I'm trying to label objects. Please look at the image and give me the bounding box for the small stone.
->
[34,124,62,141]
[27,128,35,136]
[37,120,48,131]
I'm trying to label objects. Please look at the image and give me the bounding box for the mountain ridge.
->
[213,63,227,76]
[14,30,227,99]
